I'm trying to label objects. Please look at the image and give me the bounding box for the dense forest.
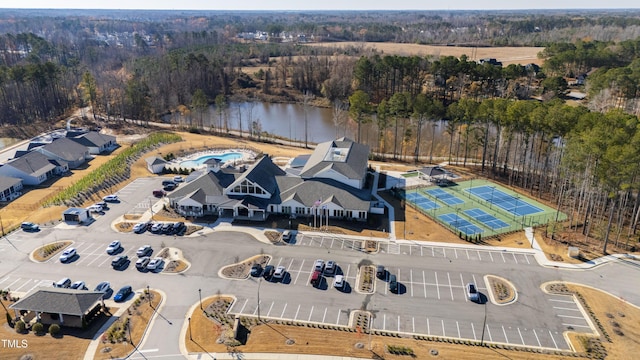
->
[2,9,640,253]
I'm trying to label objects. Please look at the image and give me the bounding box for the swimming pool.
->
[179,152,243,168]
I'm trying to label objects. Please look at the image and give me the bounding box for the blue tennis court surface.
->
[464,208,510,230]
[466,186,542,216]
[438,213,484,236]
[426,188,465,205]
[405,192,440,211]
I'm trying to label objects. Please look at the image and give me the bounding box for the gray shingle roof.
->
[277,177,370,211]
[71,131,116,148]
[40,138,88,162]
[9,288,104,316]
[146,157,167,166]
[5,151,56,177]
[168,170,235,201]
[228,156,286,195]
[0,175,22,190]
[299,137,369,184]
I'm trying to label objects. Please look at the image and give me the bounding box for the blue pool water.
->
[179,152,243,168]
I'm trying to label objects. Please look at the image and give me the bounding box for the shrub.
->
[32,322,44,334]
[6,312,13,326]
[49,323,60,336]
[15,320,26,333]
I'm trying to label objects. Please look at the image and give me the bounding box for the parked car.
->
[70,281,87,290]
[161,223,173,233]
[333,275,345,289]
[313,259,325,272]
[136,245,152,257]
[136,256,151,270]
[111,255,129,268]
[310,270,322,287]
[150,223,163,233]
[152,189,166,197]
[282,230,292,241]
[273,266,286,280]
[114,285,132,302]
[325,260,336,275]
[59,248,76,263]
[173,176,184,182]
[161,179,176,186]
[163,183,177,191]
[147,257,164,271]
[133,222,149,234]
[466,283,480,302]
[53,277,71,288]
[171,222,186,234]
[103,194,119,202]
[95,201,108,209]
[88,204,104,213]
[106,240,121,255]
[389,274,398,293]
[21,222,40,231]
[250,263,263,277]
[376,265,385,279]
[94,281,113,299]
[263,265,275,280]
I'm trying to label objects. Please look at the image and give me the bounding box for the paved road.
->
[1,177,639,359]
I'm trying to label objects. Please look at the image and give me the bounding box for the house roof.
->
[5,151,56,177]
[71,131,116,148]
[146,157,167,166]
[299,137,369,184]
[0,175,22,190]
[40,138,88,162]
[228,156,286,195]
[277,177,370,211]
[9,288,104,316]
[168,170,234,201]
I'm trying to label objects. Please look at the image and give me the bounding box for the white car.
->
[273,266,286,280]
[70,281,87,290]
[59,248,76,263]
[313,259,324,272]
[173,176,184,182]
[106,240,121,254]
[147,257,164,271]
[133,222,148,233]
[150,223,163,233]
[88,204,104,213]
[333,275,345,289]
[103,194,119,202]
[136,245,152,257]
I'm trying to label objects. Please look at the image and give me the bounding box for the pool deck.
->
[171,148,256,169]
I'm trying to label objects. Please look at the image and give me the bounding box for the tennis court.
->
[425,188,465,205]
[464,208,510,230]
[466,185,542,216]
[438,213,484,236]
[405,191,440,211]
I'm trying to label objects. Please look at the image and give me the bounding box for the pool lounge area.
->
[175,149,255,169]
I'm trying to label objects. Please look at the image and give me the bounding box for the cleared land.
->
[307,42,545,65]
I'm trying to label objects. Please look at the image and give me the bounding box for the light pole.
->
[198,288,203,310]
[147,286,151,307]
[513,196,519,220]
[489,187,495,209]
[188,317,193,341]
[480,301,487,346]
[257,278,262,322]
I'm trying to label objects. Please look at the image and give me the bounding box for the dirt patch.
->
[357,265,375,294]
[32,240,73,262]
[264,230,282,244]
[221,254,272,279]
[123,214,141,221]
[116,222,133,232]
[486,275,516,304]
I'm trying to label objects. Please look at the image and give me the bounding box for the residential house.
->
[146,156,167,174]
[0,151,57,185]
[70,131,117,154]
[0,175,23,202]
[35,138,90,169]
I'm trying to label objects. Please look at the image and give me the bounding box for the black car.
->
[172,222,185,233]
[161,223,173,233]
[111,255,129,268]
[163,183,177,191]
[262,265,275,280]
[250,263,263,277]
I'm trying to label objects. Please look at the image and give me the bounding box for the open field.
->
[307,42,545,65]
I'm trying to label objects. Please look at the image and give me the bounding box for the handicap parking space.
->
[229,295,352,327]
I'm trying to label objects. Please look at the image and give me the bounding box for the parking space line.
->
[85,253,107,267]
[307,306,314,321]
[471,322,477,340]
[456,321,461,338]
[434,272,440,299]
[558,314,586,319]
[294,305,300,320]
[412,317,415,333]
[442,248,446,258]
[383,314,386,330]
[549,330,559,349]
[319,237,324,247]
[502,325,509,343]
[0,276,10,285]
[500,252,506,262]
[512,253,518,264]
[488,251,494,262]
[549,298,574,303]
[427,318,430,334]
[477,250,482,260]
[432,247,435,257]
[398,316,401,332]
[5,278,22,290]
[266,301,275,317]
[420,246,423,256]
[533,329,541,346]
[453,249,458,259]
[423,271,427,298]
[252,302,259,316]
[518,328,525,345]
[441,320,445,336]
[562,323,591,328]
[553,307,580,311]
[525,254,531,264]
[410,270,414,297]
[335,310,341,325]
[460,274,467,302]
[330,238,334,248]
[294,260,305,285]
[275,258,283,267]
[486,324,493,341]
[280,303,287,318]
[12,279,33,292]
[466,249,470,259]
[472,274,479,289]
[322,308,327,323]
[447,272,454,300]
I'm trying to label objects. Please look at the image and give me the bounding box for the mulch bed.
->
[221,254,272,279]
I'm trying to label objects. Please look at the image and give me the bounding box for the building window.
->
[346,210,353,218]
[282,206,291,214]
[295,207,305,214]
[359,211,367,219]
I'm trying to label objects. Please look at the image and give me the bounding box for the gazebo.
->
[9,287,105,328]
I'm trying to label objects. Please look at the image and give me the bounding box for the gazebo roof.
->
[9,287,104,316]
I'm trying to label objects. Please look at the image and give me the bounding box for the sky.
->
[1,1,639,11]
